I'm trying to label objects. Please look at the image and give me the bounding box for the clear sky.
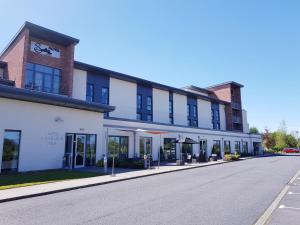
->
[1,0,299,132]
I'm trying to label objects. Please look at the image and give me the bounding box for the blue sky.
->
[1,0,299,132]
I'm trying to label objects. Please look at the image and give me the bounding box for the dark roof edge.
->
[74,61,229,105]
[206,81,244,89]
[182,85,213,94]
[0,21,79,58]
[0,84,115,113]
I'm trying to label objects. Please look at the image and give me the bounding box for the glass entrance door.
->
[64,134,73,169]
[199,140,207,162]
[140,137,152,158]
[75,135,86,168]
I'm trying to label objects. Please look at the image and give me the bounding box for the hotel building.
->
[0,22,262,172]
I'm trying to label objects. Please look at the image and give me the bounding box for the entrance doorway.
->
[64,133,97,169]
[199,140,207,162]
[163,138,177,161]
[74,135,86,168]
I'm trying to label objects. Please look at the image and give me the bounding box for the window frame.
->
[100,87,109,105]
[86,83,94,102]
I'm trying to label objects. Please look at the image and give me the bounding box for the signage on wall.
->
[41,132,63,146]
[30,41,61,58]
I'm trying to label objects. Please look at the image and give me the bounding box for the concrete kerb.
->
[253,167,300,225]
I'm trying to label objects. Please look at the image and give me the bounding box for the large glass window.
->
[163,138,176,161]
[25,63,61,94]
[85,135,96,166]
[224,141,231,154]
[187,104,190,117]
[1,130,21,172]
[140,137,152,157]
[193,105,197,117]
[137,95,142,110]
[212,140,221,157]
[242,141,248,153]
[169,100,173,114]
[86,83,94,102]
[235,141,241,153]
[137,113,142,120]
[108,136,129,159]
[211,102,220,130]
[146,114,152,122]
[146,96,152,111]
[101,87,109,105]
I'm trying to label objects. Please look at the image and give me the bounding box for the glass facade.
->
[146,96,152,111]
[242,141,248,153]
[212,140,221,157]
[101,87,109,105]
[25,63,61,94]
[211,102,220,130]
[224,141,231,154]
[137,95,142,110]
[108,136,129,159]
[85,135,97,166]
[1,130,21,172]
[235,141,241,153]
[86,83,94,102]
[163,138,176,161]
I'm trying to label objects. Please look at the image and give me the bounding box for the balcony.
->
[233,116,242,124]
[231,102,241,110]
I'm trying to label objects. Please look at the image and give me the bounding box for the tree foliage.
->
[249,127,259,134]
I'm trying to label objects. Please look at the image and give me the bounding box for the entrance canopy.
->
[175,137,199,144]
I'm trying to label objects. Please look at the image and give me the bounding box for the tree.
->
[286,134,298,148]
[262,129,275,150]
[249,127,259,134]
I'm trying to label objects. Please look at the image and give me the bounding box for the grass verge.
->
[0,170,102,190]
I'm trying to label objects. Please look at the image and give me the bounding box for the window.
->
[224,141,231,154]
[101,87,109,105]
[212,140,221,157]
[108,136,129,159]
[86,83,94,102]
[147,114,152,122]
[235,141,241,153]
[187,104,190,117]
[146,96,152,111]
[192,120,198,127]
[137,95,142,110]
[193,105,197,117]
[169,116,173,124]
[188,119,191,126]
[169,100,173,114]
[211,102,220,130]
[25,63,61,94]
[85,135,97,166]
[1,130,21,172]
[137,113,142,120]
[242,141,248,153]
[140,137,152,157]
[163,138,177,160]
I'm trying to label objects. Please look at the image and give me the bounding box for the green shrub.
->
[224,154,240,161]
[96,158,146,169]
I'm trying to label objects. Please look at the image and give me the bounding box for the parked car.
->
[283,148,300,153]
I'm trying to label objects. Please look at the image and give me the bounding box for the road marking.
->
[253,168,300,225]
[288,191,300,195]
[279,205,300,210]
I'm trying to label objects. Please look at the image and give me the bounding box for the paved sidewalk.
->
[0,160,232,203]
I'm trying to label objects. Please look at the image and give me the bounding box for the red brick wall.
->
[27,37,75,96]
[0,29,29,88]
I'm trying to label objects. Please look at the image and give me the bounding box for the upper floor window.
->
[169,116,174,124]
[86,83,94,102]
[146,114,152,122]
[25,63,61,94]
[146,96,152,111]
[187,104,190,117]
[193,105,197,117]
[101,87,109,105]
[137,95,142,110]
[169,100,173,114]
[211,102,220,130]
[137,113,142,120]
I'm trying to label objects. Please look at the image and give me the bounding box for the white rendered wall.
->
[72,69,87,100]
[242,109,250,133]
[153,88,169,123]
[173,93,187,126]
[220,104,226,131]
[197,99,212,129]
[109,78,137,120]
[0,98,103,172]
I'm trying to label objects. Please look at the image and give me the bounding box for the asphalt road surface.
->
[1,155,300,225]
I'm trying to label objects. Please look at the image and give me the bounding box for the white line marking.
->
[254,168,300,225]
[279,205,300,210]
[288,191,300,195]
